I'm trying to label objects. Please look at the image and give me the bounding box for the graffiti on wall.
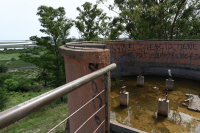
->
[108,42,200,66]
[88,63,102,125]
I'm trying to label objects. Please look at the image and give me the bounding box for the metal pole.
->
[104,73,110,133]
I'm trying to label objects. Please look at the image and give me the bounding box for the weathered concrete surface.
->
[105,41,200,80]
[158,98,169,116]
[110,121,147,133]
[120,92,129,106]
[186,94,200,112]
[60,45,110,133]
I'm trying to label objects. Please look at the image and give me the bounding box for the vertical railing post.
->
[104,73,110,133]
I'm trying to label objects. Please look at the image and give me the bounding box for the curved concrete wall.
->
[60,46,110,133]
[106,41,200,80]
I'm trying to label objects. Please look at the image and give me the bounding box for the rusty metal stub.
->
[185,94,200,112]
[121,84,126,93]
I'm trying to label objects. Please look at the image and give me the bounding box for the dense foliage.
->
[0,65,8,73]
[98,0,200,40]
[74,2,111,41]
[19,6,73,86]
[0,87,8,110]
[0,73,43,92]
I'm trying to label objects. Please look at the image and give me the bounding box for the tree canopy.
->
[19,6,73,86]
[98,0,200,40]
[74,2,111,41]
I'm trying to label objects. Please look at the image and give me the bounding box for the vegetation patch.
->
[0,60,34,68]
[0,88,68,133]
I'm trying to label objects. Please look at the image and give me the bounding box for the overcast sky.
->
[0,0,116,40]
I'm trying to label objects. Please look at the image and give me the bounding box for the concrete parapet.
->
[120,92,129,106]
[157,98,169,116]
[59,45,110,133]
[166,79,174,90]
[110,121,147,133]
[137,76,144,86]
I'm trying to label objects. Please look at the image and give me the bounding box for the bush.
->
[11,57,16,61]
[0,73,13,87]
[21,83,32,92]
[6,51,13,54]
[0,87,8,110]
[0,65,8,73]
[31,82,43,92]
[18,79,43,92]
[0,73,43,92]
[3,78,19,92]
[32,51,40,55]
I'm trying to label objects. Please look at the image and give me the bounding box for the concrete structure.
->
[120,92,129,106]
[137,76,144,86]
[59,45,110,133]
[58,40,200,132]
[166,79,174,90]
[110,121,147,133]
[185,94,200,112]
[157,98,169,116]
[105,40,200,80]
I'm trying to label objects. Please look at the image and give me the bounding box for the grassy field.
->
[0,87,69,133]
[0,60,34,68]
[7,68,39,78]
[0,52,44,68]
[0,53,21,60]
[0,52,43,60]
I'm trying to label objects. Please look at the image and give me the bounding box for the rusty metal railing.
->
[0,63,117,133]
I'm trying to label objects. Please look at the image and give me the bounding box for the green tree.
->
[74,2,111,41]
[98,0,200,40]
[19,6,73,86]
[108,17,124,40]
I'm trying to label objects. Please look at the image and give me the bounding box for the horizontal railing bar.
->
[93,119,106,133]
[74,104,106,133]
[47,89,105,133]
[0,63,116,130]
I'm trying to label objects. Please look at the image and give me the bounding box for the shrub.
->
[6,51,13,54]
[18,79,43,92]
[11,57,16,61]
[3,78,19,92]
[22,83,32,92]
[32,51,40,55]
[0,73,13,87]
[0,65,8,73]
[31,82,43,92]
[0,87,8,110]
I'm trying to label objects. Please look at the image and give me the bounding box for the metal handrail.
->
[74,104,106,133]
[0,63,117,130]
[93,119,106,133]
[48,89,105,133]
